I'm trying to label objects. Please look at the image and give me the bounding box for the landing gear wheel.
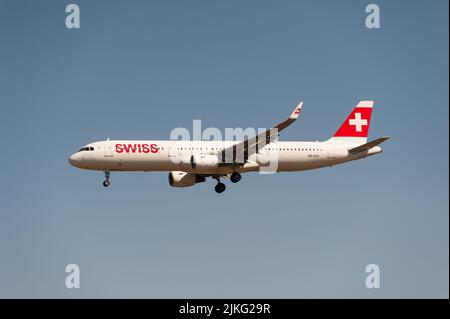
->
[103,171,111,187]
[230,172,241,183]
[215,182,226,193]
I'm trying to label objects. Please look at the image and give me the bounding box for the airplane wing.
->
[218,102,303,165]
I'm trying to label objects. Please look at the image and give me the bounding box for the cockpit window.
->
[78,147,94,152]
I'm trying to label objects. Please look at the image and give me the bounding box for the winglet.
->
[289,102,303,120]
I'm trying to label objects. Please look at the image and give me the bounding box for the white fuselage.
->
[68,101,387,192]
[68,139,382,174]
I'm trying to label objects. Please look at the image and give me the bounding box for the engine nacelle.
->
[256,153,271,166]
[168,171,206,188]
[190,154,219,169]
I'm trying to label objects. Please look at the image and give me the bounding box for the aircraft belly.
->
[277,155,329,172]
[86,151,335,173]
[89,154,174,171]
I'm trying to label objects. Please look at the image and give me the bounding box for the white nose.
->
[68,153,81,167]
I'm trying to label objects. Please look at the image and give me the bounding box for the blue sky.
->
[0,0,448,298]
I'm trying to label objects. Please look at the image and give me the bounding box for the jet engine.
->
[168,171,206,187]
[190,154,219,169]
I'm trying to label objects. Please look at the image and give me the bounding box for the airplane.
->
[68,101,389,193]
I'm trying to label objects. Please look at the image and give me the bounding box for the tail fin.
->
[328,101,374,145]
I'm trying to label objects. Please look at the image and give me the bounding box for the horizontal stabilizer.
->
[348,137,390,154]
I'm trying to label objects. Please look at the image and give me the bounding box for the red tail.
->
[333,101,373,138]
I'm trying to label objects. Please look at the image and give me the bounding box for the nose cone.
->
[68,153,81,167]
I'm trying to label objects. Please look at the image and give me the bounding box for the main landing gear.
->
[214,182,226,194]
[103,171,111,187]
[230,172,241,183]
[212,175,226,194]
[213,172,241,193]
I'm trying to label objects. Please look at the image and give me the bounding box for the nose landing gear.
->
[103,171,111,187]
